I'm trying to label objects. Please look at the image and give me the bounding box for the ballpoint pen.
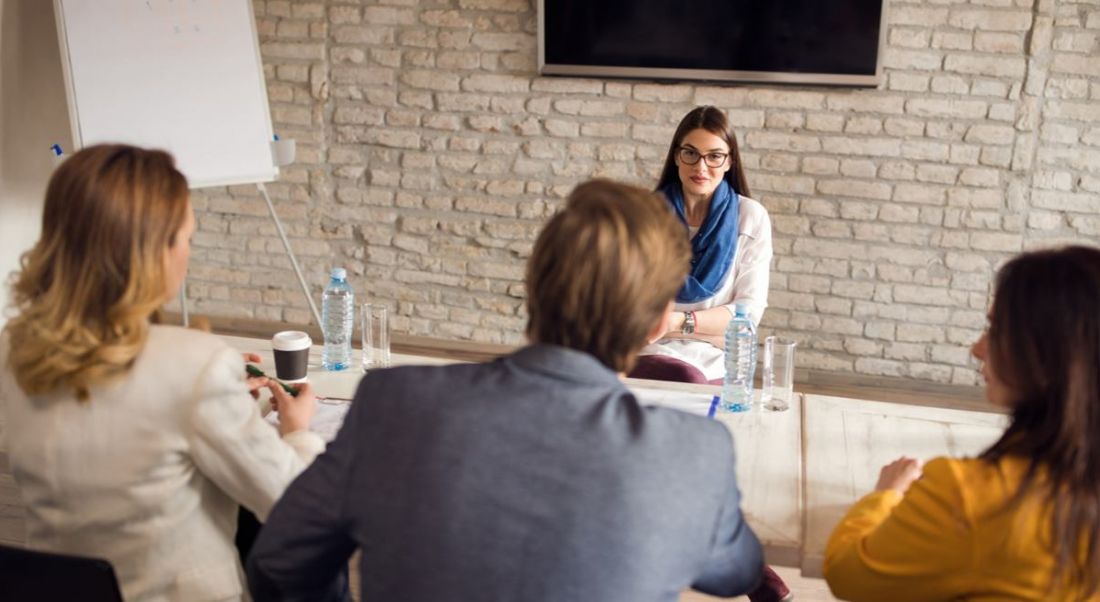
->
[245,364,299,396]
[245,364,353,402]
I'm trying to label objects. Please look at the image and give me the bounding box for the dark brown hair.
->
[525,179,691,373]
[655,105,751,197]
[980,245,1100,598]
[4,144,189,400]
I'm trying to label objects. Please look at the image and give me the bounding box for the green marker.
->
[245,364,299,396]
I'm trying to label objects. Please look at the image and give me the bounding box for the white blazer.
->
[0,325,324,602]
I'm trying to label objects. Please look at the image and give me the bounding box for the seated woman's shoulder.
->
[146,324,231,359]
[737,196,771,229]
[923,455,1029,510]
[923,455,1004,482]
[738,195,765,213]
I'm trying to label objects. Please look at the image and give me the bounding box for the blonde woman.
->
[0,144,322,601]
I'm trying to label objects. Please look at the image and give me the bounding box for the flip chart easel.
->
[53,0,321,326]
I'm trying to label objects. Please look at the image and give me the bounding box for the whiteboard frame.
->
[53,0,278,189]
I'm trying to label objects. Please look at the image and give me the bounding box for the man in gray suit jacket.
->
[248,180,765,601]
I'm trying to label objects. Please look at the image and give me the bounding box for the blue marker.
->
[273,134,280,141]
[49,144,63,157]
[707,394,720,418]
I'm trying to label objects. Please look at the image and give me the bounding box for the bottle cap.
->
[331,267,347,280]
[734,302,750,317]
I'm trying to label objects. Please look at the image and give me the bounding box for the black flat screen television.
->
[539,0,887,87]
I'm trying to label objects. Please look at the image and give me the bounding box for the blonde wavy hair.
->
[4,144,189,401]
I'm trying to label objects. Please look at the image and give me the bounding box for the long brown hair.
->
[525,179,690,373]
[4,144,189,400]
[655,106,751,197]
[980,245,1100,598]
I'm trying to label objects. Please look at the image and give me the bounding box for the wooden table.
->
[624,379,804,568]
[800,394,1007,577]
[225,335,806,568]
[223,334,453,401]
[0,333,1007,592]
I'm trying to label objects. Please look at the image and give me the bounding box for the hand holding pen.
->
[245,363,318,435]
[245,362,299,396]
[243,354,270,399]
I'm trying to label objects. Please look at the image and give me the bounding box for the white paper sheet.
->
[266,400,351,443]
[632,387,717,417]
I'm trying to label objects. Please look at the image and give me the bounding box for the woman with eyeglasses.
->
[629,107,787,602]
[825,246,1100,601]
[631,106,773,386]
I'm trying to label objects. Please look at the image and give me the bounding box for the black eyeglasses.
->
[677,147,729,168]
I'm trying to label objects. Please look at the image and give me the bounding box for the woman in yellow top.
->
[824,245,1100,602]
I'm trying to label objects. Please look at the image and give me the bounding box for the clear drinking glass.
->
[361,303,391,372]
[761,336,797,412]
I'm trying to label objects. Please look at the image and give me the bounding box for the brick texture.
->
[179,0,1100,385]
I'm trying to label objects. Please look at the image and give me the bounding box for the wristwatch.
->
[681,311,696,335]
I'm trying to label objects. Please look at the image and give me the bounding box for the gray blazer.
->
[248,344,763,601]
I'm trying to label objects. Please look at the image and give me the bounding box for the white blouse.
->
[640,196,773,381]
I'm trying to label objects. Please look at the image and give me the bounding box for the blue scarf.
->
[662,179,740,304]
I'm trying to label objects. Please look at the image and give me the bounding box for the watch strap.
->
[681,311,696,335]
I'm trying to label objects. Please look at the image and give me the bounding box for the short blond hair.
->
[525,179,691,373]
[4,144,189,400]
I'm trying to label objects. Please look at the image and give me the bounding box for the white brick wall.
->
[179,0,1100,385]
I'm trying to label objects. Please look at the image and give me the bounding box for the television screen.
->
[539,0,886,87]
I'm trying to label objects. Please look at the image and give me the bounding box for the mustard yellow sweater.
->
[824,456,1098,601]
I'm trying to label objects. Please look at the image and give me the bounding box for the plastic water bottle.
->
[721,302,757,412]
[321,267,355,371]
